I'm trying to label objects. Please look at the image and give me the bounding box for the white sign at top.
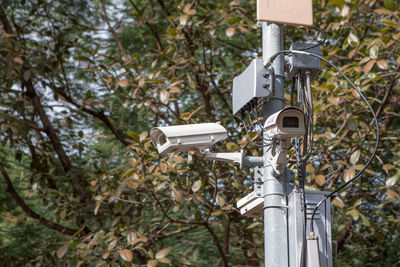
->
[257,0,313,26]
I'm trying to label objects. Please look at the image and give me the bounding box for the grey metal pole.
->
[262,22,289,266]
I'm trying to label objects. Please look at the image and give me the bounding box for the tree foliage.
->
[0,0,399,265]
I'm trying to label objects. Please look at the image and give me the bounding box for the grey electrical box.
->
[287,42,321,81]
[232,59,271,116]
[288,190,332,267]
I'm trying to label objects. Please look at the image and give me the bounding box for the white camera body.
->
[264,107,305,139]
[264,107,305,174]
[150,123,228,154]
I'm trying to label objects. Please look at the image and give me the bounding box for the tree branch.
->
[1,6,88,202]
[157,225,198,239]
[100,0,127,60]
[128,0,164,51]
[0,163,82,236]
[52,86,131,146]
[203,222,228,267]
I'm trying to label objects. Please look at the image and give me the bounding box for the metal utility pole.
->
[262,22,289,266]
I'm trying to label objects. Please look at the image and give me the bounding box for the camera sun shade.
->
[150,123,228,154]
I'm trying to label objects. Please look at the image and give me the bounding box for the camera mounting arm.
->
[269,138,291,174]
[200,149,263,168]
[201,149,243,166]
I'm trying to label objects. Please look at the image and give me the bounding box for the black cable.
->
[241,114,271,148]
[296,136,307,267]
[265,49,379,234]
[290,78,295,106]
[299,26,327,51]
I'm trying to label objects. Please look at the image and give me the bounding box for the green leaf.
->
[346,209,359,220]
[353,198,363,207]
[246,222,261,229]
[359,213,371,227]
[127,132,139,142]
[383,0,398,11]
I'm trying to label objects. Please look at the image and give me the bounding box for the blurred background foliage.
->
[0,0,399,266]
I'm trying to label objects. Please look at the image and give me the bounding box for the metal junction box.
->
[287,42,321,81]
[232,59,271,116]
[288,190,332,267]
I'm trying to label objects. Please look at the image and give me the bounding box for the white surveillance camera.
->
[264,107,305,174]
[150,123,228,154]
[264,107,305,139]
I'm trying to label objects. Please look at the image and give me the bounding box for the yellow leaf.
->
[186,9,196,15]
[102,251,110,259]
[376,59,389,70]
[369,45,379,59]
[177,257,191,265]
[363,59,376,74]
[191,180,202,192]
[246,222,261,229]
[139,131,148,142]
[13,57,24,64]
[226,27,235,38]
[158,257,171,264]
[386,189,399,201]
[127,181,139,189]
[174,156,183,163]
[383,164,395,171]
[331,197,344,208]
[306,164,315,174]
[118,79,129,87]
[119,249,133,262]
[128,236,148,246]
[328,96,340,105]
[374,8,391,14]
[315,175,325,186]
[57,244,70,259]
[179,15,189,26]
[189,105,204,119]
[183,3,192,12]
[172,188,183,201]
[159,162,167,173]
[168,85,182,94]
[155,181,167,192]
[344,167,355,182]
[180,112,191,120]
[104,76,113,84]
[147,259,158,267]
[237,25,249,33]
[138,77,145,87]
[350,150,361,165]
[159,90,170,104]
[156,247,172,259]
[347,32,359,46]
